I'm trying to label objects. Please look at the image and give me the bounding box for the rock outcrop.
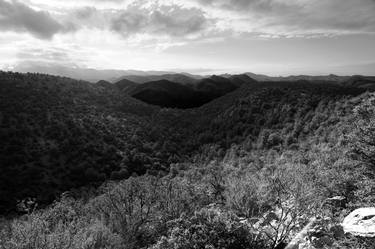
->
[342,207,375,237]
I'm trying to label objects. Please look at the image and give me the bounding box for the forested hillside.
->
[1,71,374,248]
[0,71,169,213]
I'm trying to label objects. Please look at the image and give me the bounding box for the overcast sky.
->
[1,0,375,75]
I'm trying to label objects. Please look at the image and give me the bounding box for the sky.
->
[0,0,375,76]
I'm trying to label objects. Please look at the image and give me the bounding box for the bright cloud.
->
[20,0,375,39]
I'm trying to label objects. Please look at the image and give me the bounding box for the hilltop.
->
[112,74,257,108]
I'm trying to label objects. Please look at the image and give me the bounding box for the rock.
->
[342,207,375,237]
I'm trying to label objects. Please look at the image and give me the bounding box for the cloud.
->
[0,0,74,39]
[11,0,375,40]
[298,0,375,33]
[17,48,72,62]
[194,0,375,36]
[196,0,277,12]
[110,3,210,37]
[74,6,97,20]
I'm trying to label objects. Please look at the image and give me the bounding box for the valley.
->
[0,71,375,248]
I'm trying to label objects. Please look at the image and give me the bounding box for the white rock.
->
[342,207,375,237]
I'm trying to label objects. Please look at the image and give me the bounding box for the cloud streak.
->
[0,0,75,39]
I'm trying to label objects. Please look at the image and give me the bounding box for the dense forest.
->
[1,71,375,248]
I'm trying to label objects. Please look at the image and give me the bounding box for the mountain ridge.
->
[125,74,257,108]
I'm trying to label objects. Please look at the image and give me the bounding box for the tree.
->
[150,206,267,249]
[352,94,375,173]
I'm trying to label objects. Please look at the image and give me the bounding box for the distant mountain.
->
[116,73,201,85]
[195,75,237,97]
[228,74,258,86]
[128,74,257,108]
[10,61,375,85]
[244,72,351,82]
[280,74,350,82]
[96,80,113,88]
[114,78,139,93]
[242,73,375,89]
[12,62,174,82]
[195,74,256,97]
[343,75,375,89]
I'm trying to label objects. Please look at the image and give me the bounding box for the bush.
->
[150,206,268,249]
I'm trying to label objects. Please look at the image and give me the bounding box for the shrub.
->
[150,206,268,249]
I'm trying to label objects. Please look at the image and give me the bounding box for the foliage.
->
[352,94,375,172]
[150,206,267,249]
[1,71,375,248]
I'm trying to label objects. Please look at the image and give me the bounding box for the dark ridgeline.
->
[112,72,374,109]
[1,70,375,248]
[115,73,201,85]
[116,74,257,108]
[129,79,205,108]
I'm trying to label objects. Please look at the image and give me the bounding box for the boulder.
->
[342,207,375,237]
